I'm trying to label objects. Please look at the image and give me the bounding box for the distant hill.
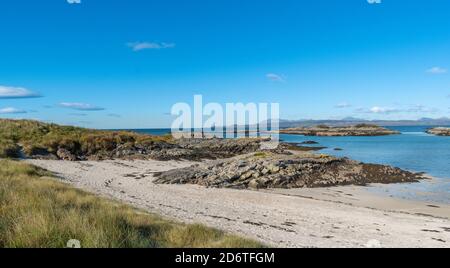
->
[278,117,450,128]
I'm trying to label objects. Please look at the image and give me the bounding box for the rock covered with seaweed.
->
[154,152,426,189]
[279,124,400,136]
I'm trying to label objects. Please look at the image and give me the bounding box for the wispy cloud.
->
[60,102,105,111]
[355,104,438,115]
[107,113,121,118]
[0,107,27,114]
[406,105,438,113]
[369,106,401,114]
[426,67,447,74]
[127,42,175,52]
[68,113,88,116]
[335,102,352,109]
[356,106,401,114]
[0,86,41,99]
[266,73,286,82]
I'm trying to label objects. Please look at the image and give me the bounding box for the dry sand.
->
[28,159,450,248]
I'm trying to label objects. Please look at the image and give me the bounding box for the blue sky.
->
[1,0,450,128]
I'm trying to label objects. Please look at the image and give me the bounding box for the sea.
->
[126,126,450,204]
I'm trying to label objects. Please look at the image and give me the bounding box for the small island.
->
[426,127,450,136]
[279,124,400,136]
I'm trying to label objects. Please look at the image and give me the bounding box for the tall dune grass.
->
[0,160,263,248]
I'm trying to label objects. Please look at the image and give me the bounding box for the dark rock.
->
[280,125,400,136]
[154,153,427,189]
[56,148,77,161]
[300,141,319,145]
[280,143,326,152]
[426,127,450,136]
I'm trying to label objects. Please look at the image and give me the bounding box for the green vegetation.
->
[315,124,331,129]
[0,160,263,248]
[253,152,269,158]
[0,119,172,159]
[353,124,379,128]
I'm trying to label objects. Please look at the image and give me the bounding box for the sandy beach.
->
[28,159,450,248]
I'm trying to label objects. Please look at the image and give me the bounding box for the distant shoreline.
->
[111,125,450,137]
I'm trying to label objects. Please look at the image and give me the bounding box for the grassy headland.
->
[0,119,262,161]
[0,119,172,159]
[0,159,263,248]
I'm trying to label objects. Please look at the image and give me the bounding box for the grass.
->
[0,119,173,159]
[253,152,270,158]
[0,160,264,248]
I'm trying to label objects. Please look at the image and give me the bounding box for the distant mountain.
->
[195,117,450,131]
[278,117,450,128]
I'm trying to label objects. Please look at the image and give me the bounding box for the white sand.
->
[28,159,450,248]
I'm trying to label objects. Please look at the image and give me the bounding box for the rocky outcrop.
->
[71,138,264,161]
[56,148,78,161]
[154,153,426,189]
[279,143,327,152]
[279,124,400,136]
[300,141,319,145]
[175,138,263,158]
[426,127,450,136]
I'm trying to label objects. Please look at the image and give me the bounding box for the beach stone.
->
[248,179,260,189]
[57,148,77,161]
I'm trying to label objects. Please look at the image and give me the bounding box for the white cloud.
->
[0,86,41,99]
[67,0,81,4]
[356,106,401,114]
[369,106,400,114]
[426,67,447,74]
[107,113,121,118]
[60,102,105,111]
[0,107,27,114]
[406,105,438,113]
[127,42,175,52]
[266,73,285,82]
[355,104,438,115]
[335,102,352,109]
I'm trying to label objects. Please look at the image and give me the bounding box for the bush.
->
[316,125,330,129]
[0,140,20,158]
[354,124,379,128]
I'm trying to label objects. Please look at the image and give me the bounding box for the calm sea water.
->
[131,126,450,203]
[280,126,450,204]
